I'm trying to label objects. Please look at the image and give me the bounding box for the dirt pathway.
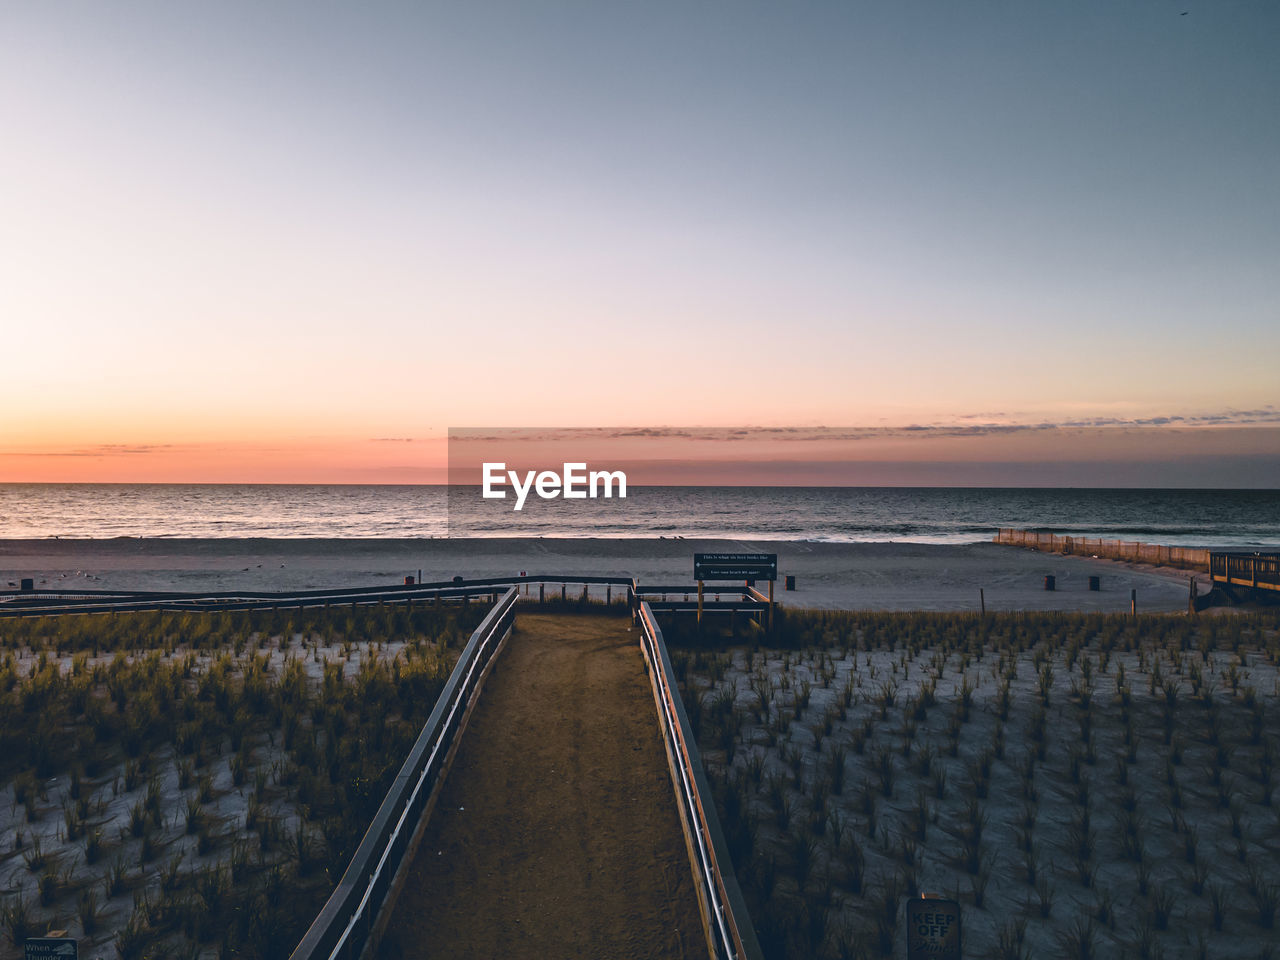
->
[380,612,704,960]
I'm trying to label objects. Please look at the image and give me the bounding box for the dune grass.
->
[0,602,483,958]
[671,608,1280,960]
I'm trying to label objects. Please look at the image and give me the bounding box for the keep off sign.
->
[906,898,961,960]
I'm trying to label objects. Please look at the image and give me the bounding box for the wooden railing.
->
[1210,553,1280,593]
[289,587,518,960]
[636,601,764,960]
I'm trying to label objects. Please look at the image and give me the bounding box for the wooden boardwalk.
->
[1210,552,1280,594]
[379,612,704,960]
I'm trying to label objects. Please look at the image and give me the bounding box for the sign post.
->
[693,554,778,631]
[906,896,961,960]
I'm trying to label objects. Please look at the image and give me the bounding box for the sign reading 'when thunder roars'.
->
[24,939,78,960]
[906,898,961,960]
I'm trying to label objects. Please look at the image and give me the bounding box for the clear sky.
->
[2,2,1277,483]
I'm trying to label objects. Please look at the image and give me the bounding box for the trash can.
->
[404,576,415,586]
[20,578,34,592]
[1044,575,1056,591]
[785,575,796,591]
[1088,576,1100,591]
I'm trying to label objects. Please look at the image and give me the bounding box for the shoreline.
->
[1,537,1212,614]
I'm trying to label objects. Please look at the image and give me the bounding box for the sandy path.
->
[379,613,704,960]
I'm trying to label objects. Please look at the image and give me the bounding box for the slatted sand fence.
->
[995,528,1210,570]
[379,611,706,959]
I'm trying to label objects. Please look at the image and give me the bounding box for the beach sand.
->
[0,538,1209,613]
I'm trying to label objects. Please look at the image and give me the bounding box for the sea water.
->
[1,484,1278,546]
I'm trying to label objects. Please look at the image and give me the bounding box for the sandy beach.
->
[0,538,1209,614]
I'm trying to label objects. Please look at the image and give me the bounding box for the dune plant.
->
[38,870,61,906]
[1208,881,1229,931]
[1034,874,1054,918]
[1149,886,1175,930]
[788,830,817,892]
[870,875,902,956]
[970,856,993,908]
[1,895,34,947]
[995,917,1028,960]
[1249,865,1278,929]
[22,836,47,872]
[1059,916,1098,960]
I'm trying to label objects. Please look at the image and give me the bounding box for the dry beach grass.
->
[673,608,1280,960]
[0,604,481,958]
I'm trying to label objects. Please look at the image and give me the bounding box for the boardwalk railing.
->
[637,600,764,960]
[995,528,1209,571]
[289,586,518,960]
[1210,552,1280,593]
[0,574,634,617]
[0,573,775,619]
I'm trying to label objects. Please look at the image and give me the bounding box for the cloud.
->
[441,408,1280,451]
[2,444,178,457]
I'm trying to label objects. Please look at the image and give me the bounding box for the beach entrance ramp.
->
[378,611,705,959]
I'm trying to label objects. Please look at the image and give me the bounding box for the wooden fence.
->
[994,529,1209,571]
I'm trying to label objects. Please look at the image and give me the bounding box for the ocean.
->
[1,484,1278,546]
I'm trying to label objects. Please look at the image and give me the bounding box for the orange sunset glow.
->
[4,422,1277,486]
[2,3,1276,486]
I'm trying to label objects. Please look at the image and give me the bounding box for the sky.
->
[2,1,1277,484]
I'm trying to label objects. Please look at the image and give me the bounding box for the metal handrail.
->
[0,587,493,617]
[636,601,764,960]
[0,573,771,618]
[289,586,518,960]
[0,572,635,602]
[0,575,637,618]
[635,585,756,597]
